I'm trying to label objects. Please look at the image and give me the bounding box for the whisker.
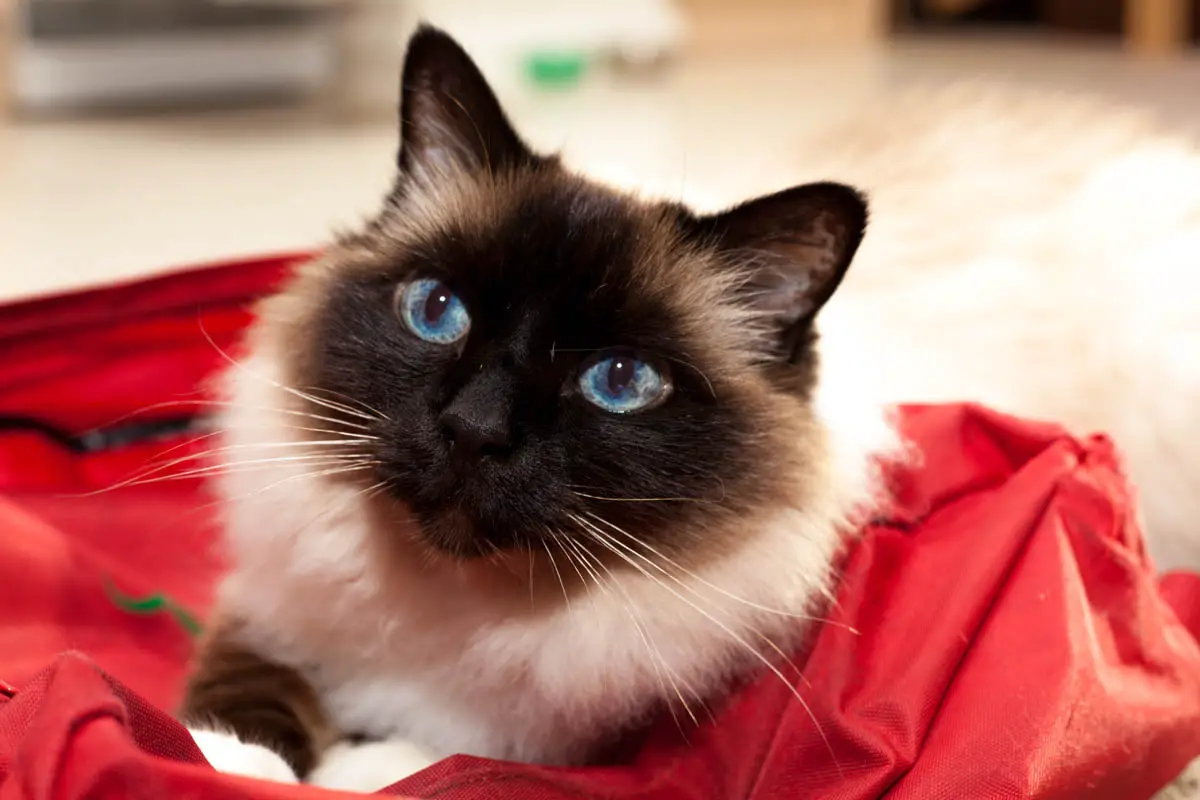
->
[224,438,376,449]
[209,459,381,510]
[118,457,375,487]
[282,463,379,485]
[107,459,376,492]
[199,324,382,423]
[299,386,388,423]
[581,513,826,686]
[569,488,717,505]
[555,532,592,594]
[582,511,857,634]
[271,407,374,432]
[79,439,376,494]
[662,354,716,400]
[279,426,380,442]
[540,535,572,614]
[93,399,376,433]
[565,532,705,731]
[528,545,537,612]
[130,427,226,465]
[153,436,377,469]
[559,536,605,597]
[568,513,842,777]
[278,384,380,424]
[79,453,375,496]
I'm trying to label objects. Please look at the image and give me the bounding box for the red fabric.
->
[1,253,1199,799]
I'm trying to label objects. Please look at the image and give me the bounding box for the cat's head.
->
[267,27,869,565]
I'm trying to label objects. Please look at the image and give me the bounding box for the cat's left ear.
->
[397,26,533,178]
[695,182,867,361]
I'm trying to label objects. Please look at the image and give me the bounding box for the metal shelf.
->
[24,0,330,40]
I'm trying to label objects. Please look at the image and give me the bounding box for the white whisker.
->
[569,513,841,776]
[199,324,382,423]
[216,461,377,508]
[302,387,389,422]
[540,536,572,614]
[92,399,376,433]
[141,440,371,476]
[126,457,374,485]
[559,534,704,733]
[580,511,827,690]
[582,511,857,634]
[80,453,375,495]
[556,536,705,733]
[85,437,378,493]
[528,545,537,612]
[578,534,700,729]
[280,426,380,442]
[569,488,716,505]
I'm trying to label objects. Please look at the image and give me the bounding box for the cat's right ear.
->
[691,182,868,363]
[396,26,533,179]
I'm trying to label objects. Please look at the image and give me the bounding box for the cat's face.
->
[270,28,867,562]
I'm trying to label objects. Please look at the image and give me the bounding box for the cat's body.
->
[183,29,1200,792]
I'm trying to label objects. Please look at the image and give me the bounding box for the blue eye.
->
[396,278,471,345]
[579,351,672,414]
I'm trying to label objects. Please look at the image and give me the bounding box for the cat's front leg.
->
[181,618,337,783]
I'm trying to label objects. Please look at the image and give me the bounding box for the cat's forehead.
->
[397,170,677,286]
[384,171,727,315]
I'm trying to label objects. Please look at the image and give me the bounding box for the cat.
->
[181,25,1200,792]
[180,24,897,790]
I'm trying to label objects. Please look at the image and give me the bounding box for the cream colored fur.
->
[788,84,1200,571]
[195,84,1200,789]
[197,344,895,790]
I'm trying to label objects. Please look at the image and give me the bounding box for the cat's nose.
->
[439,408,513,461]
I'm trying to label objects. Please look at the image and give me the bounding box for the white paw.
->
[189,728,299,784]
[307,738,435,793]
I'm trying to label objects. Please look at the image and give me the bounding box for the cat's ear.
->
[696,182,867,361]
[397,26,533,178]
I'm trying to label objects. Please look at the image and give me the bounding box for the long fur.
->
[187,67,1200,791]
[784,84,1200,570]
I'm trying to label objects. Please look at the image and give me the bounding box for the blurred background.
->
[0,0,1197,300]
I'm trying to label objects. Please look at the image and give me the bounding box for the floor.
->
[2,32,1200,302]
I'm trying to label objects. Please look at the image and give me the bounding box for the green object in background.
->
[525,51,587,87]
[105,580,204,637]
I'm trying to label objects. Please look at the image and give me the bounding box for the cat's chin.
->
[416,506,521,560]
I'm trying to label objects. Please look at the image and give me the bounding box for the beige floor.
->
[2,33,1200,302]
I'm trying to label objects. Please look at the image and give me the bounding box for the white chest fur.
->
[220,470,843,763]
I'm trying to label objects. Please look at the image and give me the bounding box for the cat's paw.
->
[307,738,436,793]
[189,728,299,784]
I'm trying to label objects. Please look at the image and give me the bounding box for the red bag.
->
[1,254,1198,799]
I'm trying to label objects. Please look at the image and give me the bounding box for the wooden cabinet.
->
[911,0,1195,55]
[1125,0,1191,54]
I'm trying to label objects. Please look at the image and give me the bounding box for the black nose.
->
[439,408,513,461]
